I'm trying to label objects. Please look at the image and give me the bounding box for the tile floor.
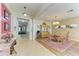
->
[12,35,79,56]
[13,36,55,56]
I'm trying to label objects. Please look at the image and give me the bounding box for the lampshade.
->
[52,21,60,25]
[23,13,27,16]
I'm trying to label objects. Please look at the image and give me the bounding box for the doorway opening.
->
[18,18,29,39]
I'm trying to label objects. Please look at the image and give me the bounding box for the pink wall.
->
[1,3,11,34]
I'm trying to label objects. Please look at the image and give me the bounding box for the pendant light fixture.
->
[67,9,74,13]
[23,6,27,16]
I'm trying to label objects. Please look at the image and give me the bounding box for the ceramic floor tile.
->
[13,36,55,56]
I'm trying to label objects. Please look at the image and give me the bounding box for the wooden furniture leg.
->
[10,40,17,55]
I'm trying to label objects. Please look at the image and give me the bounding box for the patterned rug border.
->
[36,39,76,56]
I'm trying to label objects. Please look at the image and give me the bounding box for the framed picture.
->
[4,22,10,31]
[4,9,9,20]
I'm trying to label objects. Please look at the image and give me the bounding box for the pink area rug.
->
[41,38,75,52]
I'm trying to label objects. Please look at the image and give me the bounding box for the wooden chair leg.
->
[10,46,12,55]
[14,48,17,54]
[10,46,17,55]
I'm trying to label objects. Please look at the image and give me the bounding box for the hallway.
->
[13,37,55,56]
[0,3,79,56]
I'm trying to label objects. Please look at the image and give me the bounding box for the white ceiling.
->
[6,3,79,21]
[5,3,46,18]
[36,3,79,21]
